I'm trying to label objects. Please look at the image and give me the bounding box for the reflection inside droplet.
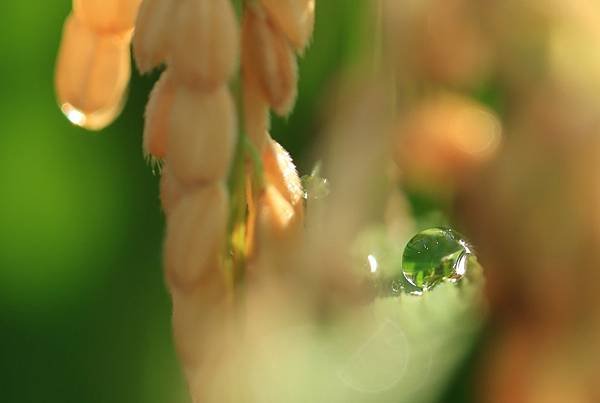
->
[454,252,469,278]
[61,103,86,127]
[401,273,423,296]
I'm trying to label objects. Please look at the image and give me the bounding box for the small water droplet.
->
[402,227,473,292]
[60,101,124,131]
[301,162,330,200]
[391,279,402,294]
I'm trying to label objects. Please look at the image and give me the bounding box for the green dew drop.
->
[301,162,330,200]
[401,227,473,292]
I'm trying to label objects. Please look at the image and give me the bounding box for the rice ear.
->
[166,85,237,185]
[243,4,298,116]
[262,139,304,213]
[164,184,229,292]
[143,69,176,159]
[73,0,141,34]
[242,63,270,153]
[259,185,299,234]
[241,8,271,152]
[159,164,184,214]
[259,0,315,53]
[133,0,177,73]
[55,15,131,129]
[170,0,239,89]
[251,140,304,257]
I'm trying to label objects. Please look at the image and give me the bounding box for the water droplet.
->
[301,162,330,200]
[401,228,473,292]
[391,279,402,294]
[60,99,125,131]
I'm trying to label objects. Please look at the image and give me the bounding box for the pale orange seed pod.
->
[242,30,270,154]
[143,69,175,159]
[159,164,185,214]
[133,0,177,73]
[167,86,236,185]
[164,184,229,291]
[262,139,303,215]
[243,4,298,116]
[171,293,226,371]
[171,0,239,89]
[242,63,270,152]
[171,285,233,403]
[259,184,298,234]
[260,0,315,53]
[73,0,142,34]
[55,14,131,130]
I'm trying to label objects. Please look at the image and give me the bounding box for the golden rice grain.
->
[262,139,304,212]
[170,285,230,370]
[171,0,239,89]
[73,0,141,34]
[159,164,184,214]
[143,69,175,159]
[242,66,270,152]
[243,4,298,116]
[133,0,177,73]
[166,86,236,185]
[259,184,298,234]
[164,184,228,291]
[55,15,130,128]
[260,0,315,52]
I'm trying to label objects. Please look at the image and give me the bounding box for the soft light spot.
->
[61,103,87,127]
[367,254,378,273]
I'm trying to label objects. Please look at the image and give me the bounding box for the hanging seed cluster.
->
[242,0,314,251]
[135,2,240,398]
[54,0,315,400]
[55,0,141,130]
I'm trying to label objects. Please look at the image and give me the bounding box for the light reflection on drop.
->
[60,97,126,131]
[367,254,378,273]
[451,252,469,281]
[61,103,87,127]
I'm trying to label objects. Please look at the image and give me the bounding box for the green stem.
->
[225,0,266,295]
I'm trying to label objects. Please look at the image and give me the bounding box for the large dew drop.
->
[401,227,472,292]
